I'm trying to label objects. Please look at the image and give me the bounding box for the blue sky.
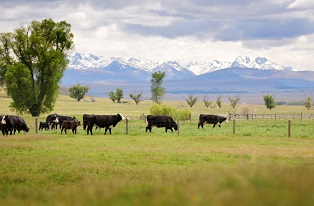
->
[1,0,314,70]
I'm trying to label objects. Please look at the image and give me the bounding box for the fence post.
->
[126,118,129,135]
[35,118,38,134]
[301,113,302,120]
[275,114,277,120]
[288,120,291,138]
[233,119,236,135]
[189,114,192,122]
[177,119,180,136]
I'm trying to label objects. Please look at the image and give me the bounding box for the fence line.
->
[229,113,314,120]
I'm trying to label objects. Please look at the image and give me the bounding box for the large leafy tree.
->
[0,18,74,116]
[69,84,90,102]
[151,71,166,104]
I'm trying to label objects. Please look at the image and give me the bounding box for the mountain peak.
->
[67,52,297,75]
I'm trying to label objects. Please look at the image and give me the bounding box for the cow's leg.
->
[213,124,216,128]
[198,121,204,129]
[146,125,152,133]
[104,127,112,135]
[61,128,63,134]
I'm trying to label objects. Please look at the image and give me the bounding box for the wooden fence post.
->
[189,114,192,122]
[35,118,38,134]
[177,119,180,136]
[288,120,291,138]
[233,119,236,135]
[126,118,129,135]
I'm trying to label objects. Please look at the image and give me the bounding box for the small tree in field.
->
[304,96,313,110]
[69,84,90,101]
[186,94,198,107]
[151,71,166,104]
[216,95,222,109]
[203,95,214,108]
[108,88,124,103]
[228,95,240,109]
[130,91,142,105]
[263,94,276,110]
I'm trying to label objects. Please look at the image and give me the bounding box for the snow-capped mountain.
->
[231,56,295,71]
[67,53,296,78]
[62,53,314,100]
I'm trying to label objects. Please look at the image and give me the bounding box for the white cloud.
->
[1,0,314,70]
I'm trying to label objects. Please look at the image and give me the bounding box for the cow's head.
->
[117,113,126,120]
[1,116,6,124]
[219,116,228,124]
[25,127,30,132]
[172,120,178,131]
[53,117,59,123]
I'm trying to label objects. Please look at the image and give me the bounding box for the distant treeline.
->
[276,101,304,106]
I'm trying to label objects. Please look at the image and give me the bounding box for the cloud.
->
[0,0,314,70]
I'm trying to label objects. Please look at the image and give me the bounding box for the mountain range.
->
[61,53,314,103]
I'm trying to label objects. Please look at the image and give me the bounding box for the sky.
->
[1,0,314,70]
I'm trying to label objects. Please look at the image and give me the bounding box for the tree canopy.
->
[0,18,74,116]
[69,84,90,101]
[151,71,165,104]
[108,88,124,103]
[263,94,276,110]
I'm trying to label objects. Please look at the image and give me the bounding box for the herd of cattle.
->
[0,113,228,136]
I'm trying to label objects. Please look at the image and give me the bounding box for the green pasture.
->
[0,90,314,205]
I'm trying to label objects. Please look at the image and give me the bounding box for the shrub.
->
[149,104,191,120]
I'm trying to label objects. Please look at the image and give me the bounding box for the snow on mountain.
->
[182,60,231,75]
[66,53,296,76]
[231,56,296,71]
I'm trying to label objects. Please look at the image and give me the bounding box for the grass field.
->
[0,90,314,205]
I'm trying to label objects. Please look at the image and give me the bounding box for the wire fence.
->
[229,113,314,120]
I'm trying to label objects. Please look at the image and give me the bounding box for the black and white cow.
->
[46,113,59,129]
[1,115,29,135]
[146,115,178,133]
[198,114,228,129]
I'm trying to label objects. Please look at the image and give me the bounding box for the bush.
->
[149,104,191,121]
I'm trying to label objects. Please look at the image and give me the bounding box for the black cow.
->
[46,113,59,129]
[1,115,29,135]
[39,121,50,131]
[61,119,81,134]
[55,115,76,129]
[146,115,178,133]
[198,114,228,129]
[86,114,125,135]
[83,114,94,130]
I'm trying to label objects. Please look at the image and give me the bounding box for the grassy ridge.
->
[0,91,314,205]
